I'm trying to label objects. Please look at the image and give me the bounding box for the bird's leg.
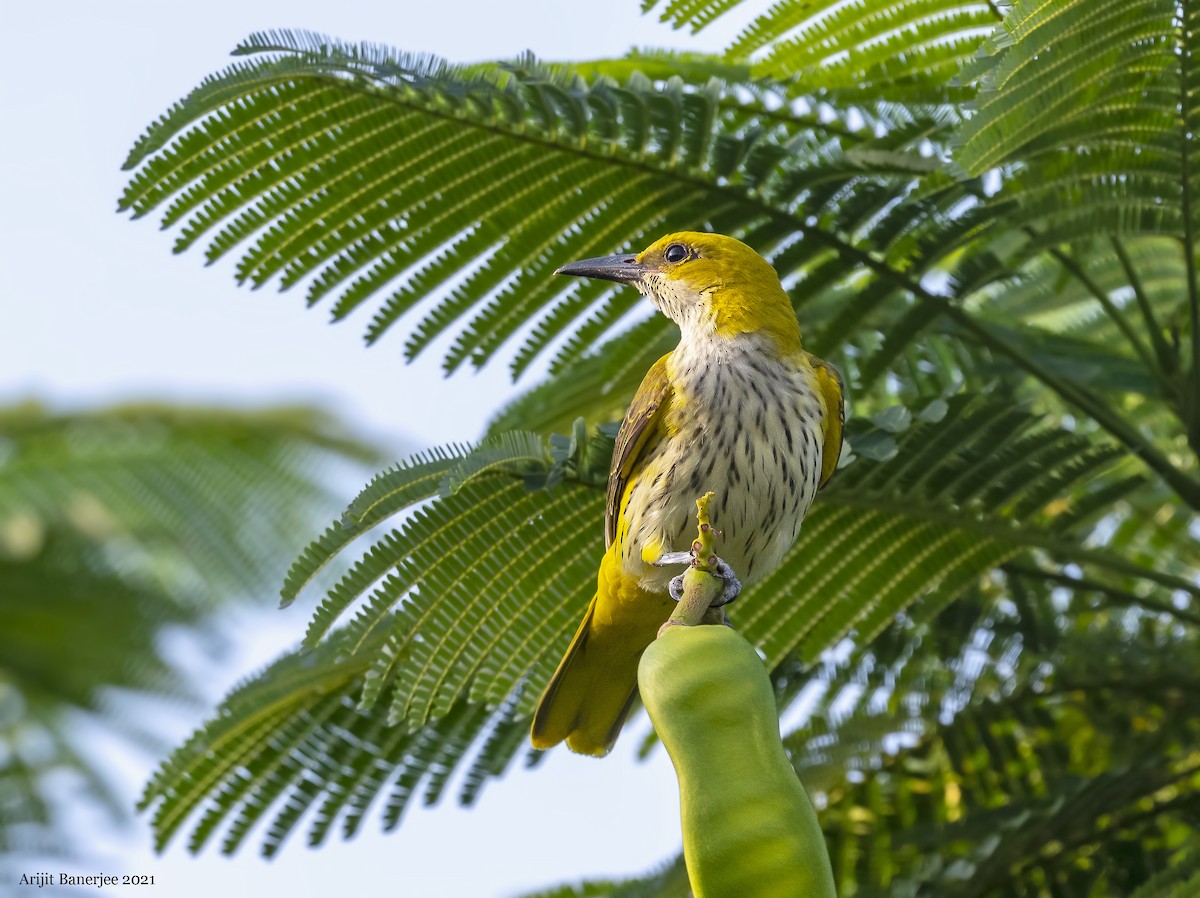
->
[654,493,742,631]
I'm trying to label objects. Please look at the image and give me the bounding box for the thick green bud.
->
[638,625,836,898]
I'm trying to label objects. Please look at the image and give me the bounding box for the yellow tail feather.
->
[531,569,673,756]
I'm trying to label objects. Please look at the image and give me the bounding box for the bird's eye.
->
[664,243,689,264]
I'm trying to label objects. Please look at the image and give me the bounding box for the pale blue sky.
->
[0,2,757,896]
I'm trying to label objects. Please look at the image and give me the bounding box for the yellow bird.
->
[530,232,844,756]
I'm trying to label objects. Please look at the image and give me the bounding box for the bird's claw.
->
[655,551,694,567]
[667,557,741,608]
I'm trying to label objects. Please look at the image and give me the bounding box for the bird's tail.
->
[531,581,672,757]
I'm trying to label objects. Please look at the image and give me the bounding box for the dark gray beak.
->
[555,253,649,284]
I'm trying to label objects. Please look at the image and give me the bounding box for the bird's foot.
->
[653,492,741,631]
[666,557,741,607]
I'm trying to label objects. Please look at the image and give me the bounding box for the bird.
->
[530,231,844,756]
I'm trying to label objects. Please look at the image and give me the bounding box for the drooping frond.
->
[119,35,783,375]
[0,403,373,604]
[121,33,978,381]
[0,403,374,868]
[138,480,604,853]
[137,626,513,857]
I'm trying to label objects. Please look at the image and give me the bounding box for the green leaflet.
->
[1130,846,1200,898]
[508,857,691,898]
[957,0,1200,243]
[280,443,468,608]
[643,0,999,102]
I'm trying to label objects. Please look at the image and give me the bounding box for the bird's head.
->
[555,232,801,353]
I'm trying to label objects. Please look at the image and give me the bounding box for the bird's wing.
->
[807,352,845,490]
[606,352,674,548]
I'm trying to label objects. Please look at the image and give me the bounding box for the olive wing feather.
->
[606,352,674,548]
[807,353,845,489]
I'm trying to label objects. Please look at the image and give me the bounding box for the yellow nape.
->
[636,231,802,354]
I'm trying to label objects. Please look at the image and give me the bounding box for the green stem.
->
[1179,0,1200,452]
[1048,246,1170,396]
[1110,237,1177,377]
[663,569,725,632]
[945,306,1200,509]
[826,494,1200,598]
[1005,562,1200,627]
